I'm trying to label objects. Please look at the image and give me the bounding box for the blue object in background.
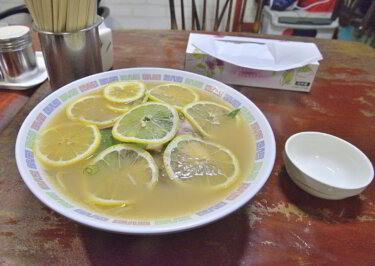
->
[338,26,353,41]
[294,29,317,37]
[270,0,298,11]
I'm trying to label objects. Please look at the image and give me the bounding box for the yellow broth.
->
[40,82,256,220]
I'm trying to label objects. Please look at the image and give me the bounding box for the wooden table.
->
[1,30,374,265]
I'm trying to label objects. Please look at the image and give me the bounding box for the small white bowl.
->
[284,132,374,200]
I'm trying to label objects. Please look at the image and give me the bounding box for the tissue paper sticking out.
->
[192,35,323,71]
[185,33,321,92]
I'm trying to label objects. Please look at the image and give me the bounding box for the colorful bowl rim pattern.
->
[15,67,276,234]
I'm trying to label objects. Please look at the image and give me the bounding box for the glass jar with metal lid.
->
[0,25,37,82]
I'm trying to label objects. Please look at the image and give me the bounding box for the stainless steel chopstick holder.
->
[33,17,103,90]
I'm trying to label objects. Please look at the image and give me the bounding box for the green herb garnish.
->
[228,108,240,119]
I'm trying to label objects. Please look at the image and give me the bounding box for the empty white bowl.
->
[284,132,374,200]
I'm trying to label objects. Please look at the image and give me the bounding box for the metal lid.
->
[0,26,32,51]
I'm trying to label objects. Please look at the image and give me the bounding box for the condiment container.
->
[0,25,37,82]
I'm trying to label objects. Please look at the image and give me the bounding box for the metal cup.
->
[0,26,37,82]
[34,17,103,90]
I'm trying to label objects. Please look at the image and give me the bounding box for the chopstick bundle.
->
[25,0,98,32]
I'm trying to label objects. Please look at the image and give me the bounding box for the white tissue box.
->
[184,33,321,92]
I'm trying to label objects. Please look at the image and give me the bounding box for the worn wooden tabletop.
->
[1,30,375,265]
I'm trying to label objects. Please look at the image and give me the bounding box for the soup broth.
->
[39,82,256,220]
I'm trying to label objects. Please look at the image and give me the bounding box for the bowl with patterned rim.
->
[15,68,276,234]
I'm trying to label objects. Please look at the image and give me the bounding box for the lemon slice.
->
[112,102,179,145]
[106,95,148,112]
[163,135,240,190]
[34,123,101,167]
[103,81,145,103]
[146,83,199,110]
[83,144,158,205]
[66,95,124,128]
[90,144,158,189]
[182,101,236,137]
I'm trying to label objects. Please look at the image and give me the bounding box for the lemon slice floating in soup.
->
[66,95,124,128]
[112,102,179,145]
[163,135,240,190]
[89,144,158,188]
[146,83,199,110]
[83,144,158,206]
[105,95,148,113]
[34,123,101,167]
[104,81,145,103]
[182,101,237,138]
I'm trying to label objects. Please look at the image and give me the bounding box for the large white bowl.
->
[284,132,374,200]
[16,68,276,234]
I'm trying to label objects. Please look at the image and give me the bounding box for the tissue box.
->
[184,33,321,92]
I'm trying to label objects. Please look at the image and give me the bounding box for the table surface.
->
[1,30,375,265]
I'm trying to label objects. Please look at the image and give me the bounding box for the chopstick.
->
[52,0,59,32]
[77,0,89,29]
[87,0,97,27]
[57,0,68,32]
[25,0,98,32]
[43,0,53,32]
[66,0,78,32]
[25,0,39,28]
